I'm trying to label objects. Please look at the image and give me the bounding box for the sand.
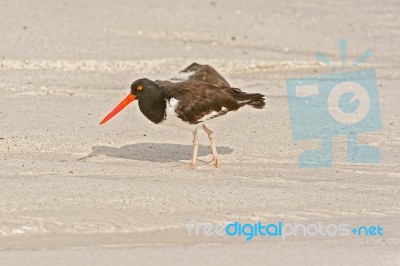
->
[0,0,399,265]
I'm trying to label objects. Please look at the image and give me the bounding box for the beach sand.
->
[0,0,399,265]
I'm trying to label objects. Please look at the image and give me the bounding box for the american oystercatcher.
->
[100,69,265,169]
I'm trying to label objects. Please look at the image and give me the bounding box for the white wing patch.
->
[198,107,228,122]
[169,71,195,82]
[198,111,219,122]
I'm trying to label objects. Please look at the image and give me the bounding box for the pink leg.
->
[189,130,199,170]
[202,125,221,168]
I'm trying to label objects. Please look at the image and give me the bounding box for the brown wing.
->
[162,80,241,124]
[180,63,231,87]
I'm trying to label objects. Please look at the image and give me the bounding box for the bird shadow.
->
[79,142,234,162]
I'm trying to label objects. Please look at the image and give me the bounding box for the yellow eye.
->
[137,85,143,91]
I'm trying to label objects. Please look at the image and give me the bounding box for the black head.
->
[130,78,161,100]
[100,78,164,125]
[129,78,166,124]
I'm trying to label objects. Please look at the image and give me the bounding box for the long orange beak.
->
[100,94,136,125]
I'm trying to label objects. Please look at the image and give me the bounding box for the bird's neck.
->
[138,90,166,124]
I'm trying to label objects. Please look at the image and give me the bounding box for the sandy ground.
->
[0,0,400,265]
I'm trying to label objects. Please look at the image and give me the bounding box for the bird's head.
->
[100,78,160,125]
[130,78,160,100]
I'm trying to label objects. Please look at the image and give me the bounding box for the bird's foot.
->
[189,162,197,170]
[208,158,221,168]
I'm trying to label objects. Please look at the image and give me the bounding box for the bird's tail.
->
[228,88,265,109]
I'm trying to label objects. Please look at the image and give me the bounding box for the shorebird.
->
[100,76,265,169]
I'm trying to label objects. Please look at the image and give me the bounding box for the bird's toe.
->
[189,163,197,170]
[208,158,221,168]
